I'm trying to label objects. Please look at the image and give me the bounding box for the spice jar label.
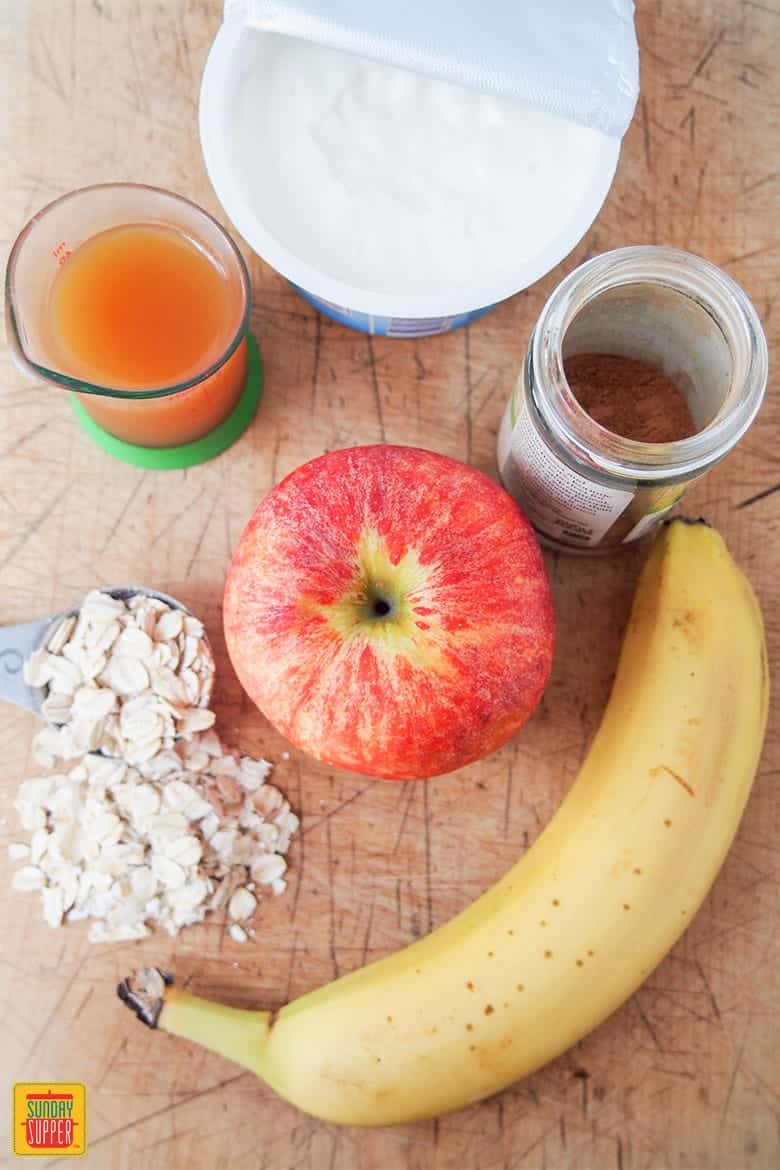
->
[498,398,633,548]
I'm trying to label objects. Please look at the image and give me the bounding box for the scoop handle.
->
[0,617,49,716]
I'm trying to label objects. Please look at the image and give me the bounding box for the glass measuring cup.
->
[5,183,254,452]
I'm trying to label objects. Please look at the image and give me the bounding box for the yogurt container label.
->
[292,286,497,337]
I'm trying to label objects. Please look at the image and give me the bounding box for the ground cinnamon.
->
[564,353,697,443]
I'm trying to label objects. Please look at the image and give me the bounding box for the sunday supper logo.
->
[12,1084,86,1157]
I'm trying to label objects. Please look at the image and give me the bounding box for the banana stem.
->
[118,968,271,1076]
[162,988,270,1073]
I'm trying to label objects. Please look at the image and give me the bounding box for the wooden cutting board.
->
[1,2,778,1167]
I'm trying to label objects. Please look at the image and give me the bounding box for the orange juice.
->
[50,223,248,447]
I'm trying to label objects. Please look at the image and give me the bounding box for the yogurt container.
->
[200,16,627,337]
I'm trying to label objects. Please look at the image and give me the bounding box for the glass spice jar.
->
[497,246,768,553]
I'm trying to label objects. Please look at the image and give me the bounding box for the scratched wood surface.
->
[1,2,778,1167]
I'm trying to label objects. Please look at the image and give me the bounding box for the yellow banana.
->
[118,519,768,1126]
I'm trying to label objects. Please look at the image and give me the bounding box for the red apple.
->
[224,446,554,780]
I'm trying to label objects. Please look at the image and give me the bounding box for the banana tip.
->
[117,967,173,1029]
[664,515,710,528]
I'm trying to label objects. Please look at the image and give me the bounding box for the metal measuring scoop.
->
[0,587,213,719]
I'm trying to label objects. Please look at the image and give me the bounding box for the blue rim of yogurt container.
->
[290,285,499,336]
[199,19,622,322]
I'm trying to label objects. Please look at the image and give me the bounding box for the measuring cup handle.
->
[0,618,49,716]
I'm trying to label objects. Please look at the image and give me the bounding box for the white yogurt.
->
[200,22,622,333]
[229,33,608,299]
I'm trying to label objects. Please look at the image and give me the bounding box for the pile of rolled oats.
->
[10,590,299,944]
[24,590,216,767]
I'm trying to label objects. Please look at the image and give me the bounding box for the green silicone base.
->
[68,333,263,470]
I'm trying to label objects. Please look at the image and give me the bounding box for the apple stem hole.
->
[373,599,391,617]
